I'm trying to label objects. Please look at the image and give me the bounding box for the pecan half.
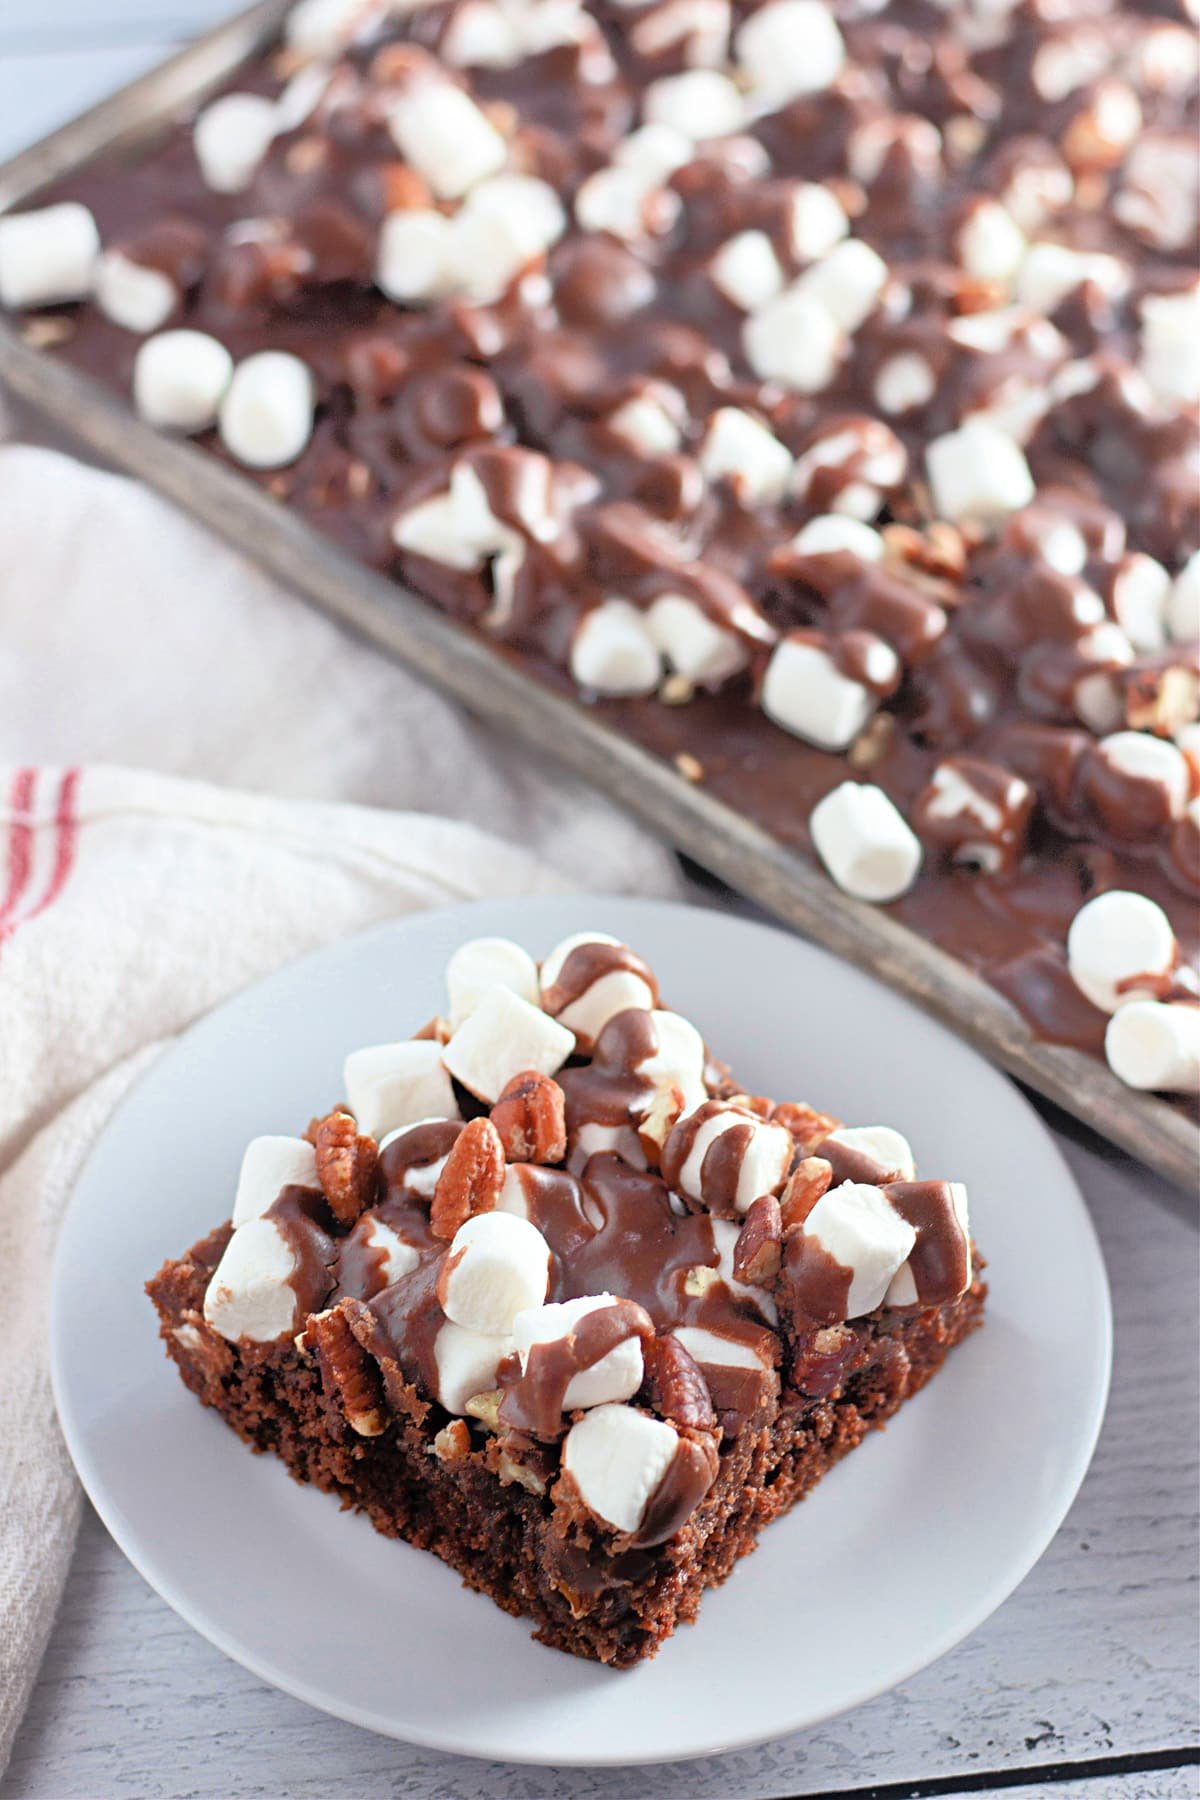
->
[642,1333,715,1431]
[307,1302,387,1436]
[312,1109,379,1227]
[771,1101,841,1154]
[430,1116,505,1239]
[732,1195,783,1285]
[779,1157,834,1232]
[490,1070,567,1164]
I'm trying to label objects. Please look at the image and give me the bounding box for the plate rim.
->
[49,894,1114,1768]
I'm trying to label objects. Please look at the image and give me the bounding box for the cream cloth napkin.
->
[0,444,681,1771]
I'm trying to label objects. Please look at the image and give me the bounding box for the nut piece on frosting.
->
[443,985,575,1103]
[662,1098,794,1217]
[344,1040,461,1140]
[1065,889,1177,1014]
[1105,1000,1200,1093]
[437,1209,551,1335]
[809,781,923,904]
[512,1293,646,1411]
[446,935,540,1029]
[0,202,99,311]
[562,1402,680,1535]
[539,931,658,1050]
[232,1134,318,1227]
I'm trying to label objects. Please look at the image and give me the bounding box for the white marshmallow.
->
[393,461,523,573]
[1167,553,1200,643]
[512,1294,644,1410]
[608,389,685,458]
[613,122,694,181]
[926,421,1035,524]
[285,0,376,57]
[0,203,99,310]
[441,1,524,68]
[218,351,314,470]
[700,407,794,506]
[810,781,923,904]
[958,202,1026,283]
[446,936,540,1029]
[1105,1001,1200,1093]
[737,0,845,103]
[672,1325,766,1370]
[874,353,936,416]
[93,250,176,334]
[826,1124,916,1180]
[355,1214,422,1286]
[799,1181,916,1319]
[565,1121,647,1177]
[274,62,336,134]
[470,171,564,255]
[443,985,574,1103]
[232,1135,319,1227]
[631,1010,709,1115]
[570,599,662,696]
[787,183,849,262]
[711,230,785,312]
[378,1117,455,1197]
[643,69,744,139]
[388,83,507,200]
[204,1217,299,1342]
[1097,731,1190,819]
[886,1182,970,1307]
[377,209,457,305]
[1111,553,1170,652]
[1073,625,1137,735]
[646,593,748,686]
[744,288,842,392]
[433,1320,513,1414]
[790,515,884,562]
[1016,242,1127,315]
[795,240,888,334]
[575,166,677,243]
[344,1040,460,1139]
[762,635,898,751]
[439,1210,551,1335]
[450,173,566,301]
[540,931,656,1043]
[562,1403,678,1534]
[1066,889,1177,1013]
[1140,286,1200,406]
[678,1105,793,1214]
[193,93,279,195]
[132,329,234,433]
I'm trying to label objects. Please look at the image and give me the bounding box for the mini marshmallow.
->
[1167,554,1200,644]
[958,201,1026,283]
[926,421,1035,524]
[0,202,99,310]
[353,1213,422,1286]
[218,351,314,470]
[1066,889,1177,1013]
[630,1010,709,1116]
[711,230,785,312]
[540,931,656,1043]
[1016,243,1128,315]
[376,208,457,304]
[433,1320,513,1414]
[512,1294,644,1409]
[672,1325,766,1370]
[608,389,685,458]
[570,599,662,697]
[562,1403,678,1534]
[678,1105,793,1214]
[232,1135,318,1227]
[285,0,376,57]
[93,249,176,333]
[193,93,278,195]
[132,329,234,433]
[613,122,694,181]
[886,1182,970,1307]
[1110,553,1170,652]
[565,1122,647,1177]
[439,1210,551,1335]
[787,183,849,262]
[443,985,574,1103]
[1140,286,1200,407]
[393,462,523,572]
[446,936,540,1028]
[790,516,885,562]
[825,1125,916,1181]
[810,781,923,904]
[737,0,845,103]
[204,1217,298,1342]
[762,634,899,751]
[646,593,748,686]
[575,166,676,243]
[795,240,888,334]
[799,1181,916,1319]
[1105,1000,1200,1093]
[449,173,567,302]
[874,353,936,416]
[700,407,794,506]
[378,1117,458,1195]
[344,1040,460,1139]
[744,288,842,392]
[388,83,507,200]
[1096,731,1190,819]
[643,69,744,139]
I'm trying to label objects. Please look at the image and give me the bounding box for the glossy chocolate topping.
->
[264,1185,338,1319]
[883,1179,972,1307]
[498,1297,654,1437]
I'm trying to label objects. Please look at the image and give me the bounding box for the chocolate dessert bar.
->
[148,929,984,1665]
[3,0,1198,1103]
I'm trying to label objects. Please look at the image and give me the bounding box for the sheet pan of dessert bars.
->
[0,0,1196,1188]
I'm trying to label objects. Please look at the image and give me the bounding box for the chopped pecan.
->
[790,1324,859,1399]
[779,1157,834,1232]
[637,1080,686,1165]
[642,1333,715,1431]
[1125,665,1198,738]
[307,1302,388,1437]
[723,1091,773,1119]
[412,1014,451,1044]
[430,1116,505,1239]
[312,1109,379,1227]
[733,1195,783,1285]
[464,1389,503,1429]
[771,1101,840,1154]
[490,1070,567,1163]
[432,1419,471,1463]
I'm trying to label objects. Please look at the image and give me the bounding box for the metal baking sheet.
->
[1,1,1195,1192]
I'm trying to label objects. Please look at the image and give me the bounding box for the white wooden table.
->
[2,11,1198,1798]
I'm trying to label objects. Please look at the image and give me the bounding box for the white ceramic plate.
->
[51,897,1112,1767]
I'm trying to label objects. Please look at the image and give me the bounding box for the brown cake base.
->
[148,1223,986,1668]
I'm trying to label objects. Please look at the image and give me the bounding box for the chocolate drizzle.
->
[498,1298,653,1437]
[884,1180,971,1307]
[633,1436,718,1549]
[263,1185,337,1321]
[540,940,659,1019]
